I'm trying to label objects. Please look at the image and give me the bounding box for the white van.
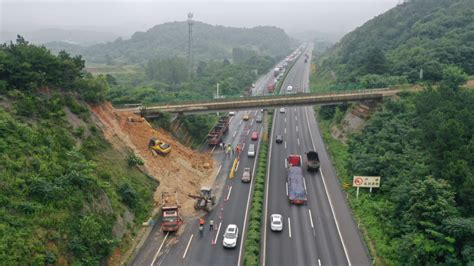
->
[286,85,293,92]
[247,144,256,157]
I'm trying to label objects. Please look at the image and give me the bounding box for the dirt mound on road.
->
[90,103,215,218]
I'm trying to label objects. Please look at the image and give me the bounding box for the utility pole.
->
[187,12,194,81]
[216,83,220,99]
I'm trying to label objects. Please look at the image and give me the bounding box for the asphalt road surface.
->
[131,54,291,266]
[262,45,371,266]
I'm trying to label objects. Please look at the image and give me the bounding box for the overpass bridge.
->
[117,88,408,116]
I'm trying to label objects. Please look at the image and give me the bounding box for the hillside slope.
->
[314,0,473,88]
[47,21,291,64]
[0,38,215,264]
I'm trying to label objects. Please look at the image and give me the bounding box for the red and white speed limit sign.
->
[353,176,364,186]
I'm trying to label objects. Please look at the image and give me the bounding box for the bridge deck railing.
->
[139,87,393,108]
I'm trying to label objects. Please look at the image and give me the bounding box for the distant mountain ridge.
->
[1,28,119,46]
[44,21,292,64]
[316,0,474,85]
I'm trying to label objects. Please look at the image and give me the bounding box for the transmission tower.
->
[187,12,194,80]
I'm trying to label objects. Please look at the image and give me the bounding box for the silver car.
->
[223,224,239,248]
[242,167,252,183]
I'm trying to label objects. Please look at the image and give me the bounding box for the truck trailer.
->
[286,155,307,205]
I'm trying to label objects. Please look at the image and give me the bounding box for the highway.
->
[263,45,371,266]
[130,53,290,266]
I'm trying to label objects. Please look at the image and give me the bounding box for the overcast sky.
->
[1,0,399,38]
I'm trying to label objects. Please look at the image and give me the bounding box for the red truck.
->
[161,192,182,232]
[286,155,307,205]
[207,116,230,145]
[267,82,276,93]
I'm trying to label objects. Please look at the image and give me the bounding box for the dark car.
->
[275,135,283,143]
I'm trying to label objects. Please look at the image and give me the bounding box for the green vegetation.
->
[244,113,272,266]
[313,0,473,90]
[48,22,291,65]
[107,47,279,145]
[317,82,474,264]
[0,38,156,264]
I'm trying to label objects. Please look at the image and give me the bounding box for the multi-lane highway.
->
[131,44,370,266]
[131,54,287,266]
[263,45,371,266]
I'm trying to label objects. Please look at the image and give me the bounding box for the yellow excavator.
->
[148,138,171,155]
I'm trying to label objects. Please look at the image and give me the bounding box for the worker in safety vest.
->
[199,218,205,226]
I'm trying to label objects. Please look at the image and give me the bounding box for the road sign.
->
[353,176,381,199]
[353,176,380,188]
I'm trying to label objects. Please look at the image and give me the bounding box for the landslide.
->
[90,102,215,217]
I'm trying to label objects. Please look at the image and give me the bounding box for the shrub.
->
[127,153,144,167]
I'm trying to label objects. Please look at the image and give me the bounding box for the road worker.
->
[209,219,214,231]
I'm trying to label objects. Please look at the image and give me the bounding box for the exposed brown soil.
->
[90,102,215,218]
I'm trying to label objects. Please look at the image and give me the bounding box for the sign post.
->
[352,176,381,199]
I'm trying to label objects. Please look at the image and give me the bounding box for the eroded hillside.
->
[91,103,216,217]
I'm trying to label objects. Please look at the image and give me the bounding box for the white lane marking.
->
[284,128,287,134]
[182,234,193,259]
[229,117,234,123]
[296,125,299,132]
[150,232,169,266]
[286,182,288,196]
[235,161,240,172]
[233,131,237,138]
[304,106,351,266]
[247,130,250,136]
[294,108,297,112]
[213,222,222,244]
[308,209,314,228]
[242,143,246,151]
[284,159,288,168]
[318,259,321,266]
[284,117,287,123]
[251,120,254,127]
[284,141,287,149]
[295,116,298,121]
[303,177,307,193]
[239,120,243,125]
[288,217,292,238]
[297,138,300,147]
[226,186,233,201]
[217,164,222,175]
[211,145,216,153]
[238,126,264,266]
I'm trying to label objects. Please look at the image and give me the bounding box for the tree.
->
[441,65,468,90]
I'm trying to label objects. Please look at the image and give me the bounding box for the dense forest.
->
[0,37,156,264]
[312,0,474,264]
[319,83,474,264]
[313,0,473,90]
[46,21,291,65]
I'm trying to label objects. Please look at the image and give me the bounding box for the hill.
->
[0,37,214,264]
[45,21,292,64]
[314,0,473,89]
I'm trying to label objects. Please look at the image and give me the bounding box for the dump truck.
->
[188,186,216,212]
[148,138,171,155]
[306,151,320,171]
[161,192,182,232]
[286,155,307,205]
[207,116,230,146]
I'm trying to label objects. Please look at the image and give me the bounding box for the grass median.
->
[243,113,272,266]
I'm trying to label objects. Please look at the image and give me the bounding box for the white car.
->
[229,111,236,116]
[270,214,283,231]
[287,85,293,92]
[223,224,239,248]
[279,107,286,113]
